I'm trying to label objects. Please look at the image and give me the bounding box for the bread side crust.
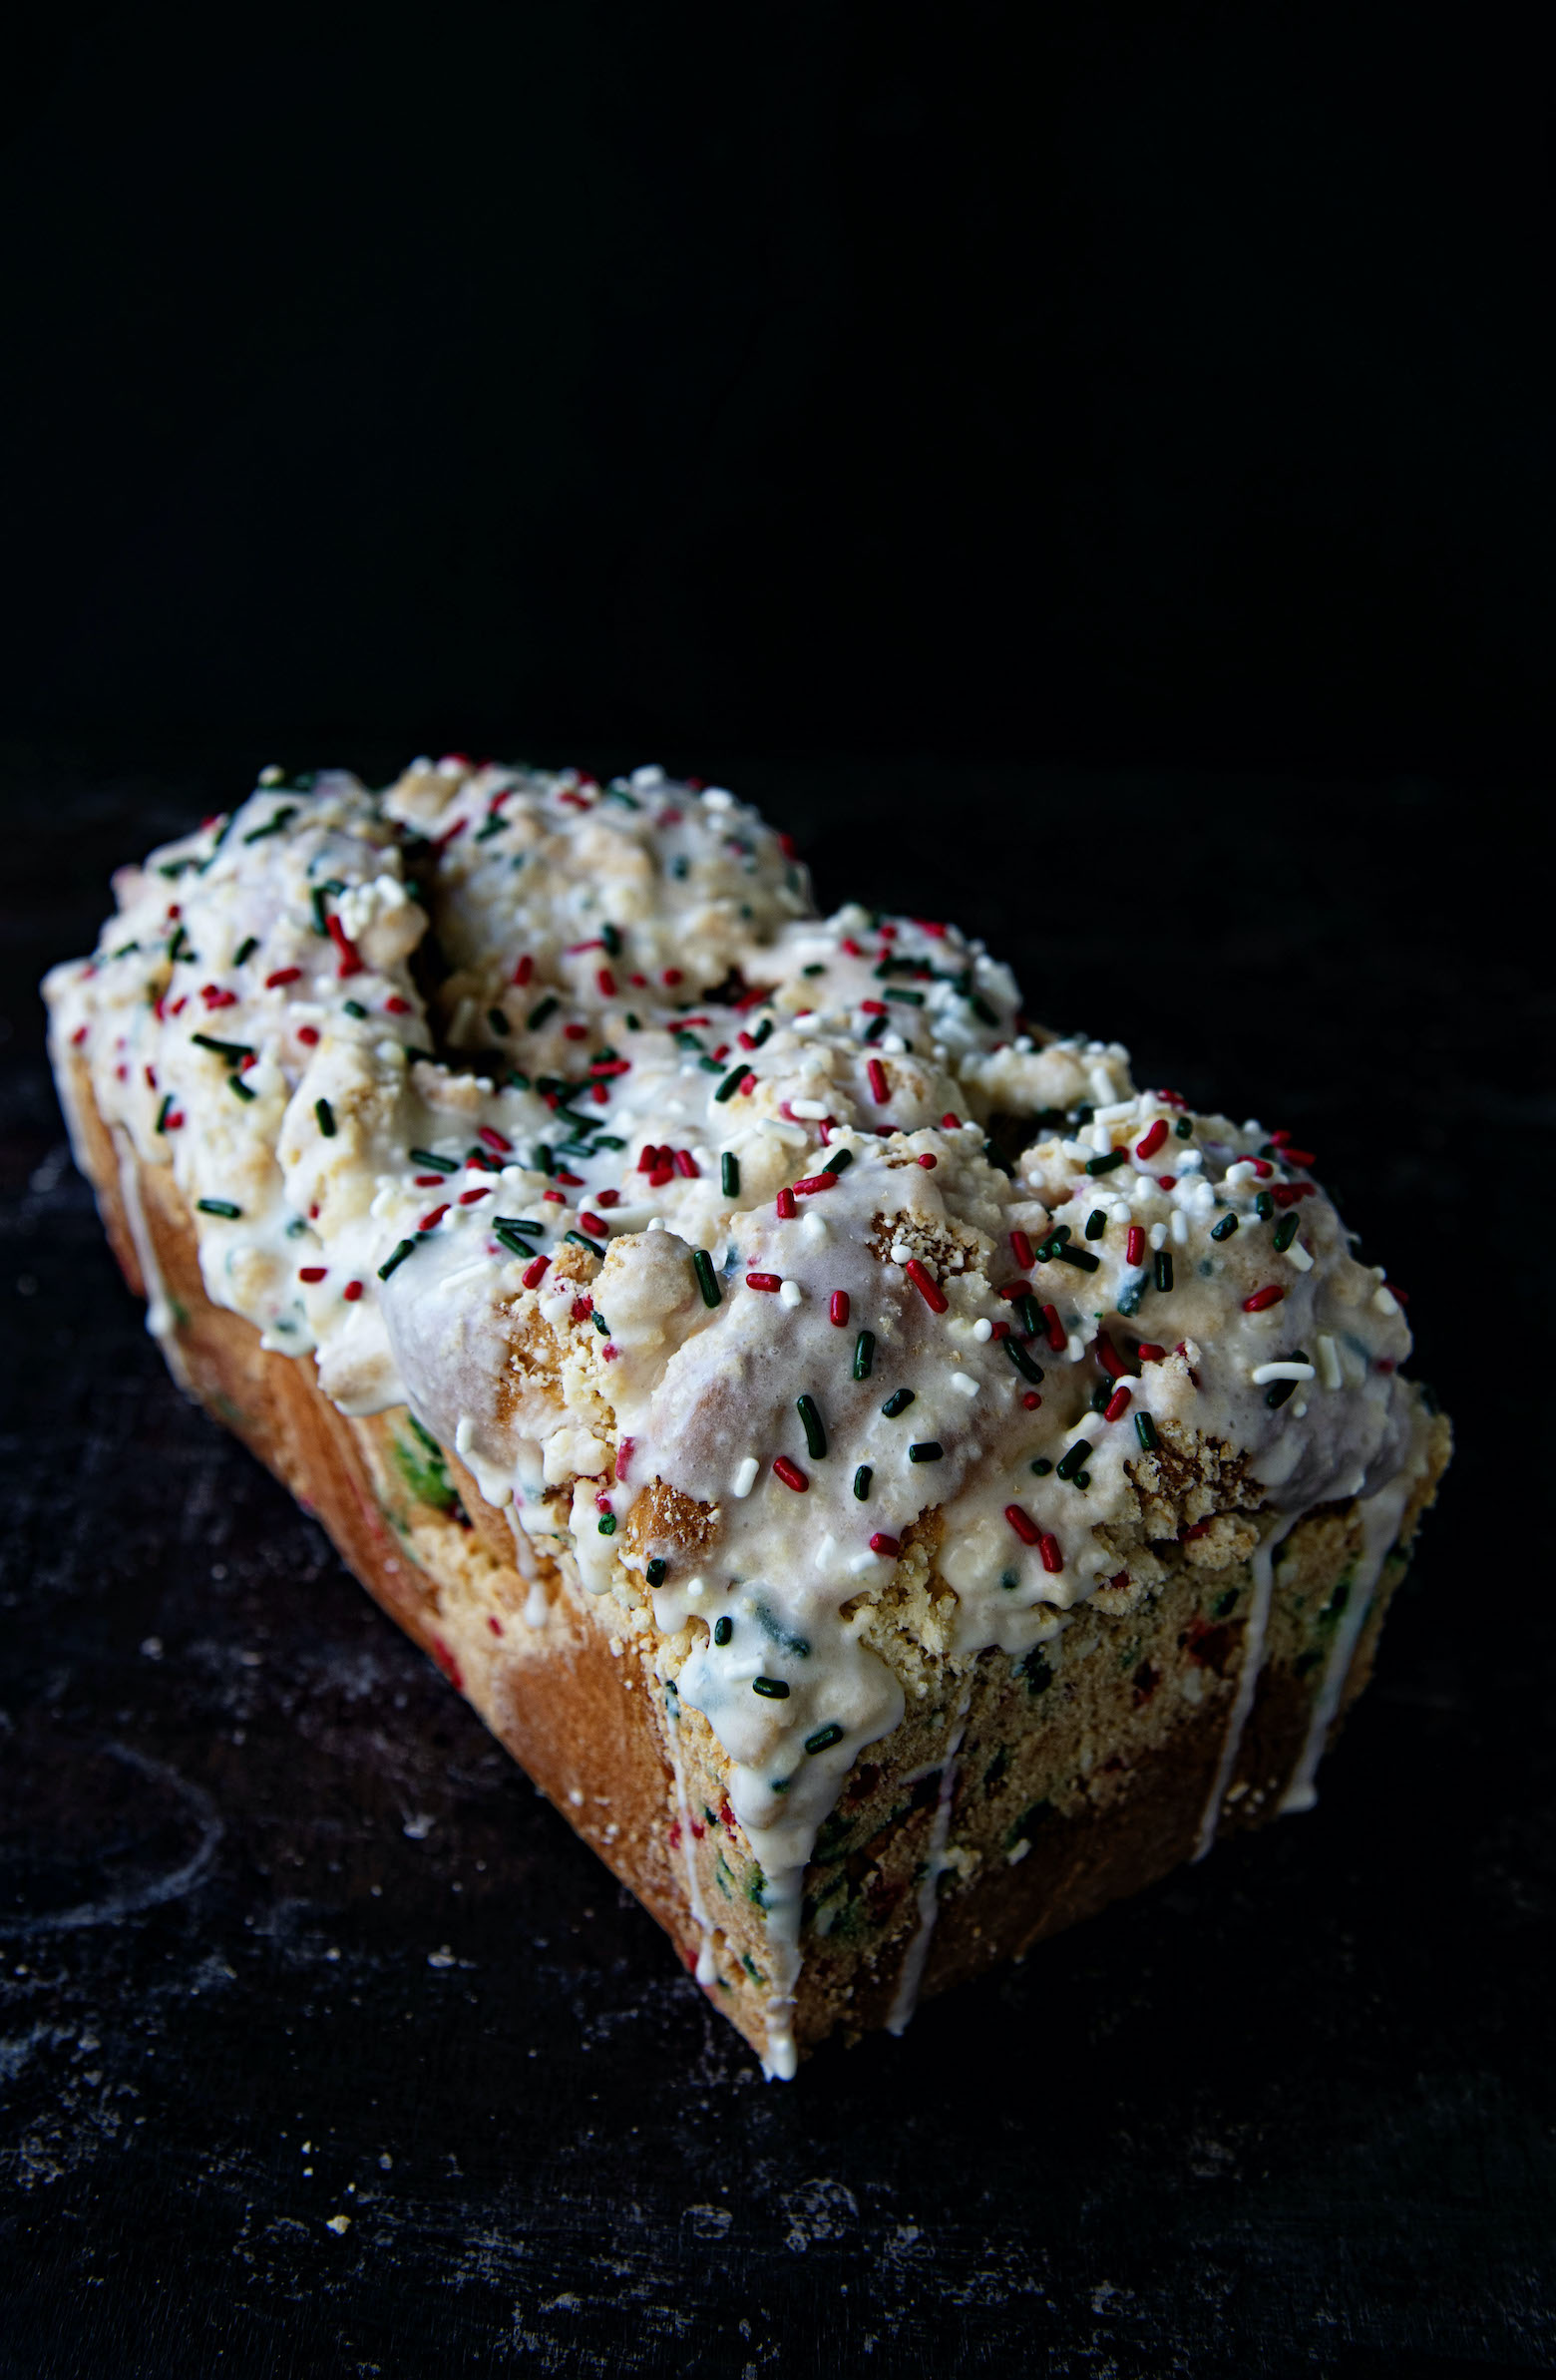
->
[63,1049,1449,2065]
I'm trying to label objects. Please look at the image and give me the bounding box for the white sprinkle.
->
[1109,1201,1131,1224]
[779,1279,803,1309]
[1286,1239,1314,1273]
[257,763,284,785]
[1372,1285,1400,1317]
[790,1097,829,1118]
[791,1014,821,1035]
[1149,1221,1168,1252]
[890,1241,912,1264]
[972,1317,993,1343]
[1170,1209,1188,1246]
[701,786,733,810]
[1225,1161,1256,1186]
[848,1550,880,1575]
[882,1032,908,1054]
[1251,1362,1317,1385]
[630,764,665,789]
[1088,1121,1111,1154]
[950,1372,980,1397]
[1292,1400,1309,1417]
[731,1456,759,1498]
[1065,1335,1085,1364]
[1316,1334,1343,1389]
[685,1577,706,1598]
[801,1210,828,1244]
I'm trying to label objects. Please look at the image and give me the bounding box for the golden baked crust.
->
[65,1044,1450,2066]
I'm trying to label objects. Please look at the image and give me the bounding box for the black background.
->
[1,6,1553,2375]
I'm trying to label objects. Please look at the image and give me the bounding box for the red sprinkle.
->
[418,1204,449,1232]
[1038,1533,1064,1575]
[997,1279,1032,1302]
[513,956,533,987]
[941,1112,962,1129]
[1137,1342,1166,1362]
[595,1189,620,1208]
[841,938,864,958]
[298,1267,327,1283]
[1041,1303,1065,1353]
[829,1291,851,1327]
[1282,1146,1317,1167]
[1126,1225,1145,1267]
[905,1258,948,1314]
[343,1280,363,1302]
[326,915,363,978]
[867,1058,890,1104]
[869,1532,901,1558]
[1020,1390,1041,1410]
[459,1188,490,1205]
[556,1168,584,1186]
[615,1437,634,1480]
[70,1023,88,1045]
[265,967,301,989]
[662,968,683,988]
[1003,1504,1040,1546]
[746,1272,782,1292]
[596,968,616,996]
[478,1126,513,1154]
[918,1153,937,1169]
[1010,1231,1034,1270]
[1096,1337,1127,1380]
[384,994,412,1015]
[522,1255,550,1290]
[772,1456,808,1493]
[414,1174,444,1187]
[572,1296,594,1324]
[860,998,888,1016]
[1157,1176,1176,1191]
[1135,1118,1168,1160]
[1243,1285,1285,1312]
[580,1212,606,1236]
[590,1058,630,1077]
[673,1150,699,1179]
[775,1187,796,1220]
[488,1616,504,1638]
[564,1022,588,1041]
[793,1173,837,1197]
[296,1024,319,1046]
[1104,1386,1132,1423]
[200,985,237,1009]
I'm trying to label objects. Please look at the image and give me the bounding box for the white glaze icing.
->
[44,757,1431,2068]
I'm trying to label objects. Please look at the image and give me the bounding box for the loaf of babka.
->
[43,759,1449,2075]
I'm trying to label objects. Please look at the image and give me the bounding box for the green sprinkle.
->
[1153,1251,1174,1293]
[968,992,997,1025]
[624,1012,640,1032]
[796,1394,828,1459]
[195,1197,241,1219]
[1074,1470,1091,1489]
[1003,1338,1043,1385]
[1090,1382,1112,1414]
[691,1248,721,1308]
[242,806,296,843]
[493,1223,537,1259]
[378,1238,416,1280]
[749,1017,773,1048]
[805,1723,845,1755]
[1211,1212,1239,1241]
[909,1441,944,1463]
[601,923,621,956]
[645,1558,667,1587]
[227,1074,257,1101]
[533,1145,554,1176]
[604,785,640,809]
[1273,1213,1300,1253]
[714,1061,750,1103]
[1055,1438,1091,1481]
[881,1388,915,1419]
[155,1093,175,1132]
[1256,1189,1275,1223]
[802,963,826,977]
[593,1311,609,1335]
[753,1677,791,1700]
[1015,1293,1041,1338]
[411,1148,458,1173]
[1085,1148,1125,1175]
[487,1007,511,1036]
[315,1097,336,1138]
[500,1219,546,1236]
[1029,1457,1052,1476]
[1266,1379,1296,1409]
[233,936,258,967]
[699,1054,724,1073]
[501,1070,530,1095]
[597,1512,616,1535]
[885,986,924,1005]
[566,1229,605,1259]
[592,1133,626,1151]
[191,1032,254,1063]
[1174,1116,1194,1138]
[853,1331,875,1381]
[309,886,329,936]
[1054,1243,1099,1273]
[822,1145,853,1176]
[528,996,560,1029]
[473,814,506,842]
[853,1464,872,1501]
[713,1615,732,1644]
[342,998,367,1019]
[720,1152,740,1196]
[1085,1209,1106,1239]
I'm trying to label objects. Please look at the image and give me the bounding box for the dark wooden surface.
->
[0,749,1550,2378]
